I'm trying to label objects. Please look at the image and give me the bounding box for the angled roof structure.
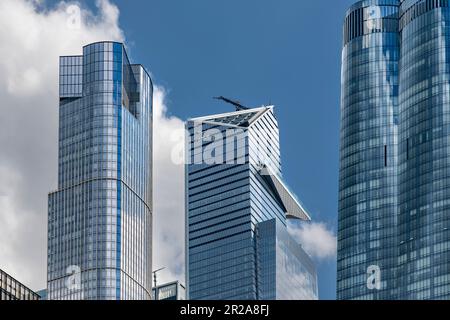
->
[259,165,311,221]
[189,106,273,128]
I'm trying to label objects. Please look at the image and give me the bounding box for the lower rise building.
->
[0,269,40,300]
[153,281,186,300]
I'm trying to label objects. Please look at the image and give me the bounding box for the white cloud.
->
[0,165,45,289]
[0,0,186,292]
[0,0,124,96]
[288,221,337,261]
[152,87,186,285]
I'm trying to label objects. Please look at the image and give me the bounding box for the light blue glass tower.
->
[47,41,153,300]
[398,0,450,300]
[339,0,450,300]
[186,105,318,300]
[338,0,400,300]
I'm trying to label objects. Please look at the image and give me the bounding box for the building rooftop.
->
[189,106,273,128]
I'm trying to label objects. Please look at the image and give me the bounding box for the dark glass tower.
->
[47,42,153,300]
[186,106,317,300]
[339,0,450,300]
[338,0,400,300]
[398,0,450,300]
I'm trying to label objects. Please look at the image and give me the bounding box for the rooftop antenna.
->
[214,96,249,111]
[153,267,166,288]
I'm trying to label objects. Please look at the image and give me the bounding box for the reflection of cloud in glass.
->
[278,247,318,300]
[366,5,381,31]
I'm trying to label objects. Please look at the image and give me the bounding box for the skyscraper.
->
[338,0,399,300]
[339,0,450,300]
[398,0,450,300]
[47,41,153,300]
[186,105,317,300]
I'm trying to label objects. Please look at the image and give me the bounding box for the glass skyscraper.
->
[338,0,399,300]
[339,0,450,300]
[47,41,153,300]
[398,0,450,300]
[186,106,317,300]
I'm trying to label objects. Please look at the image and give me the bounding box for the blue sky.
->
[56,0,357,299]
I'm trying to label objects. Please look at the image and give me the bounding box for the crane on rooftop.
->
[214,96,249,111]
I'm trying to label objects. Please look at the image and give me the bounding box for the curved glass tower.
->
[338,0,399,300]
[398,0,450,300]
[47,42,153,300]
[340,0,450,300]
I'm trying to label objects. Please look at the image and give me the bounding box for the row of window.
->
[400,0,450,30]
[344,4,398,45]
[0,270,40,300]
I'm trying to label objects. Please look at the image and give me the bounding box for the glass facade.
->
[257,219,318,300]
[339,0,400,300]
[152,281,186,300]
[47,42,153,300]
[339,0,450,300]
[36,289,47,300]
[398,0,450,300]
[0,269,40,300]
[186,106,317,300]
